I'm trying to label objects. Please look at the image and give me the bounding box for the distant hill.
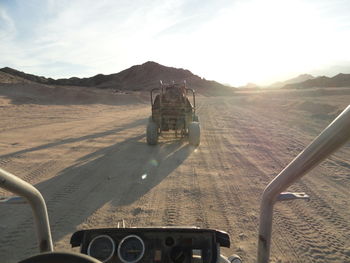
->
[283,73,350,89]
[0,62,234,95]
[0,70,33,84]
[270,74,315,88]
[238,82,260,89]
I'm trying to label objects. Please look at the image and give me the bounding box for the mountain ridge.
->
[0,61,234,95]
[283,73,350,89]
[270,74,315,88]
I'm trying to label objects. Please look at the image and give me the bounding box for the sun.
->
[177,0,337,86]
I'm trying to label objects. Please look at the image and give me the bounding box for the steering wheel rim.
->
[18,251,102,263]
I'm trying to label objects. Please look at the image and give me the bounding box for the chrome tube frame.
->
[257,105,350,263]
[0,168,53,252]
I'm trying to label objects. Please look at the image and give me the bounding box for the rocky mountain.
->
[283,73,350,89]
[0,70,33,84]
[270,74,315,88]
[0,62,234,95]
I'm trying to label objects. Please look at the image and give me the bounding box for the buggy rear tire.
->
[188,122,200,146]
[147,120,158,145]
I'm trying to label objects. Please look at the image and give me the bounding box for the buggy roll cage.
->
[257,104,350,263]
[0,105,349,262]
[0,168,53,252]
[150,80,196,114]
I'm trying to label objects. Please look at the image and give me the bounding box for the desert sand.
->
[0,83,349,263]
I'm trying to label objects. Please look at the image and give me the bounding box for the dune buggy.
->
[146,81,200,146]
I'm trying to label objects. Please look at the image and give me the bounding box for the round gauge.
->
[117,235,145,263]
[87,235,115,262]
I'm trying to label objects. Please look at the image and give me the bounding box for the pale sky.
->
[1,0,350,86]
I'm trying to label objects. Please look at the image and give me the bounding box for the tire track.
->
[217,99,349,262]
[190,167,209,228]
[160,158,203,226]
[234,103,350,240]
[296,180,350,237]
[197,99,336,262]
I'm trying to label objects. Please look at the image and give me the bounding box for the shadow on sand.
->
[34,133,195,246]
[0,118,147,159]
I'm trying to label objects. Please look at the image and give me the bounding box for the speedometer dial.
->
[117,235,145,263]
[87,235,115,262]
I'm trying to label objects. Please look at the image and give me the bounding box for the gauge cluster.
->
[71,227,230,263]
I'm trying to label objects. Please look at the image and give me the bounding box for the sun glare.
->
[182,0,346,86]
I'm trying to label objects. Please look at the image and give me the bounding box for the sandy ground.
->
[0,84,349,263]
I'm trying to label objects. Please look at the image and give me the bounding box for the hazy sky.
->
[1,0,350,86]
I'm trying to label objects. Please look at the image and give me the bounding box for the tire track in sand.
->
[220,100,349,262]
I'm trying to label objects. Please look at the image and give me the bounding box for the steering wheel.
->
[18,251,102,263]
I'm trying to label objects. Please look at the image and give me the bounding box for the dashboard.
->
[70,227,230,263]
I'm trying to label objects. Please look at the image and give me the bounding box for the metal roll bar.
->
[0,168,53,252]
[257,105,350,263]
[185,88,196,113]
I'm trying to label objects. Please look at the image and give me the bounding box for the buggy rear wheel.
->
[147,119,159,145]
[188,122,200,146]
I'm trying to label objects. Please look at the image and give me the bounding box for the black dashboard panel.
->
[70,227,230,263]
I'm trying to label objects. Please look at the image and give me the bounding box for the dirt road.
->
[0,88,349,262]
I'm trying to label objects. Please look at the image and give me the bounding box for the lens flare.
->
[149,159,158,167]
